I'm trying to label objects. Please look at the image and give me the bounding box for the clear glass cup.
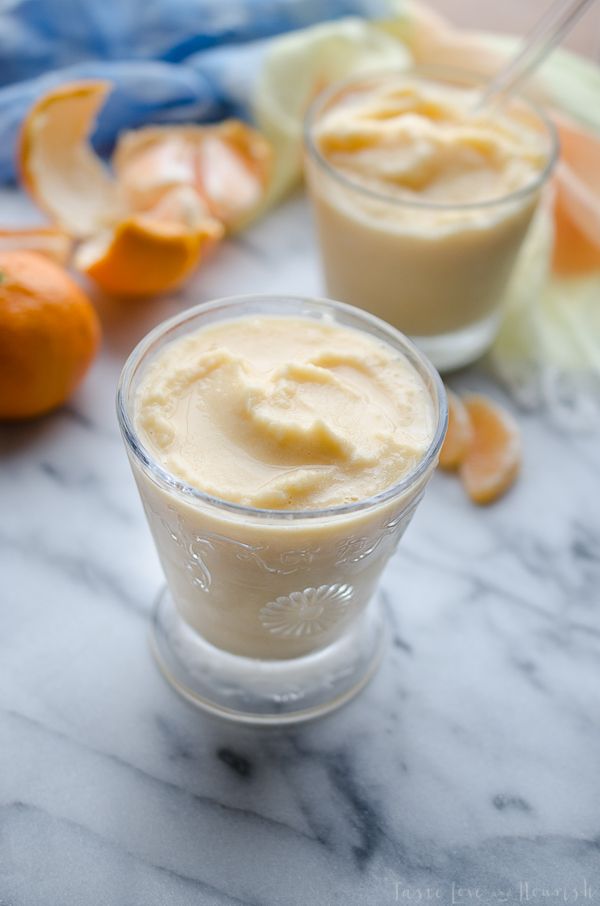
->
[304,68,558,372]
[117,295,447,724]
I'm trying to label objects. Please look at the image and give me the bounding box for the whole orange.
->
[0,250,101,419]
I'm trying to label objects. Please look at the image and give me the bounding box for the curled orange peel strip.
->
[18,81,272,296]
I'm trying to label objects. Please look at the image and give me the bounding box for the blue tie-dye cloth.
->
[0,0,388,183]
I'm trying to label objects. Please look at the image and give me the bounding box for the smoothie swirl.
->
[313,76,549,210]
[135,315,435,509]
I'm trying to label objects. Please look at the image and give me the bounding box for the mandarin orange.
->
[0,250,100,419]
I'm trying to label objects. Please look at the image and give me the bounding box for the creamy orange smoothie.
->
[132,312,437,659]
[305,72,555,362]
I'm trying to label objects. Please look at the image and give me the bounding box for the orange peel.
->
[74,186,223,297]
[460,394,521,505]
[114,120,272,229]
[19,81,123,237]
[0,226,71,264]
[439,388,472,471]
[18,81,272,297]
[402,4,506,80]
[551,112,600,275]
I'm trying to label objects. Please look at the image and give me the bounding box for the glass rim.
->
[116,294,448,523]
[304,64,559,213]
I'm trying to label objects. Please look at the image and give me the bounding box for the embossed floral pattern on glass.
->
[259,584,354,637]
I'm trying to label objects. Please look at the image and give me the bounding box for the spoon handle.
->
[475,0,597,110]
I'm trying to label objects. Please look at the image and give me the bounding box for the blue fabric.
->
[0,0,386,182]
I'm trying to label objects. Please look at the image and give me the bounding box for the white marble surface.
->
[1,188,600,906]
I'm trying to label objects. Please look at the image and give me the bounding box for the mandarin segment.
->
[438,388,472,470]
[0,250,100,419]
[460,394,521,505]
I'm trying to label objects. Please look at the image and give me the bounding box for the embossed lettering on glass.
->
[117,295,447,724]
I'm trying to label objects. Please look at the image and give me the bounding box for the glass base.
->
[150,586,388,725]
[411,309,502,372]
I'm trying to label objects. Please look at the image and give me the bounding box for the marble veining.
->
[1,188,600,906]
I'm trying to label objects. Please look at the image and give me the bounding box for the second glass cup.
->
[304,67,558,371]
